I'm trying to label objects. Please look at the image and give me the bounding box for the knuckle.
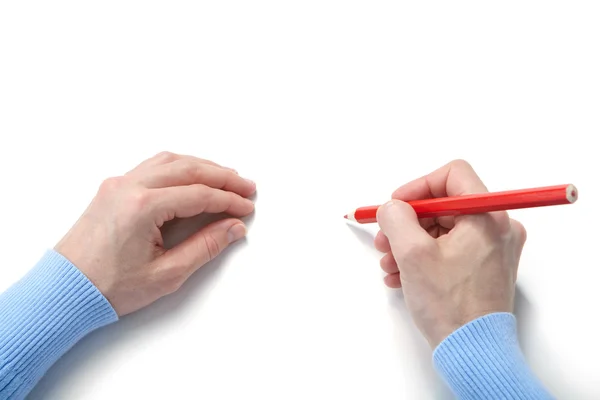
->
[128,188,152,211]
[448,158,488,192]
[224,191,237,204]
[163,276,184,295]
[450,158,473,170]
[182,161,203,180]
[221,170,236,187]
[511,218,527,242]
[202,185,218,201]
[154,151,178,163]
[98,176,124,195]
[194,183,211,199]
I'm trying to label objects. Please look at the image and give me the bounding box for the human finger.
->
[383,273,402,288]
[392,159,488,200]
[138,159,255,197]
[151,184,254,225]
[376,200,436,272]
[374,230,391,253]
[380,252,398,274]
[159,218,247,280]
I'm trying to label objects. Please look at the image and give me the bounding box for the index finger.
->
[395,159,513,233]
[392,159,488,201]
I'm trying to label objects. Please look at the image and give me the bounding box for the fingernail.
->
[379,200,395,213]
[383,200,396,208]
[377,200,398,221]
[227,223,247,243]
[245,178,256,187]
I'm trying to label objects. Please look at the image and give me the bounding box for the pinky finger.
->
[384,273,402,288]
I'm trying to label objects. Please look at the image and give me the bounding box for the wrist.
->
[424,319,462,349]
[425,305,513,348]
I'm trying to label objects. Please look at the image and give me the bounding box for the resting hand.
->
[55,152,256,316]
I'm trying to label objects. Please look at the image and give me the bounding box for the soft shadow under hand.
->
[513,284,533,355]
[385,288,452,397]
[345,222,452,397]
[28,208,255,399]
[345,222,380,256]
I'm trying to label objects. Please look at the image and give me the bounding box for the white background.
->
[1,1,599,399]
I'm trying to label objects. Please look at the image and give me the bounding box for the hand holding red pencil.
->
[345,184,577,223]
[369,160,535,348]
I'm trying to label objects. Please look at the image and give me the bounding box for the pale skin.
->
[56,154,525,350]
[375,159,527,347]
[55,151,256,316]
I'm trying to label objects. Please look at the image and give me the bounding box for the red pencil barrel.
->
[353,206,379,223]
[351,184,577,224]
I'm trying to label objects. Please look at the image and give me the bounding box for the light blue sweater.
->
[0,250,554,399]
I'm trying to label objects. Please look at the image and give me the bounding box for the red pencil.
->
[344,184,578,224]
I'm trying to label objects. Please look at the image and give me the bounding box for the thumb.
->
[162,218,247,276]
[376,200,434,262]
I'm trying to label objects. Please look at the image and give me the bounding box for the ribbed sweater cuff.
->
[433,312,553,399]
[0,249,118,399]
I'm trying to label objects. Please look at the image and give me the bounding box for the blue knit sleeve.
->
[433,312,554,399]
[0,250,118,400]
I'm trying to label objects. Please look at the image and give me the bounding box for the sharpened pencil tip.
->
[343,214,348,219]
